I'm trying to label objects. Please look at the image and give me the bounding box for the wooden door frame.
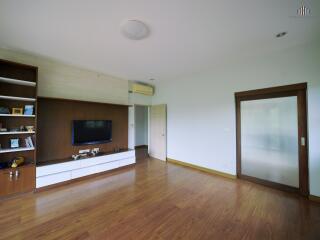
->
[235,83,309,196]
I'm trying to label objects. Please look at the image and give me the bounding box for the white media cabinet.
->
[36,150,135,188]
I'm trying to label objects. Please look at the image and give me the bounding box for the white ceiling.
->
[0,0,319,82]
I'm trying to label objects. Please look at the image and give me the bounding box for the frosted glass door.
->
[240,96,299,187]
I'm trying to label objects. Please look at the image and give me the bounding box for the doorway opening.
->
[128,104,167,162]
[128,105,150,161]
[134,105,149,161]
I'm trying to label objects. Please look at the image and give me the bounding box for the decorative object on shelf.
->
[12,108,23,115]
[72,153,88,160]
[0,107,10,114]
[9,127,20,132]
[0,128,7,132]
[25,126,35,132]
[91,147,100,156]
[10,138,20,148]
[72,154,81,160]
[24,136,34,148]
[20,126,25,131]
[11,156,25,168]
[24,105,34,115]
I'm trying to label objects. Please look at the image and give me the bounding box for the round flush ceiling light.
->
[121,20,149,40]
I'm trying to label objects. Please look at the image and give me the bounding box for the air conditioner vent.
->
[132,84,154,96]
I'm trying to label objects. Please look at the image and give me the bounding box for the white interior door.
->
[128,106,135,149]
[149,104,167,161]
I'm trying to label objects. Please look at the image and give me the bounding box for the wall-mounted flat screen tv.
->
[72,120,112,145]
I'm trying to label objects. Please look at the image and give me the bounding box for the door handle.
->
[301,137,306,146]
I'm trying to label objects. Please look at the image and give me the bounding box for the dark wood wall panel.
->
[37,97,128,163]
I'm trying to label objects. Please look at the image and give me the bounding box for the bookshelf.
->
[0,59,37,197]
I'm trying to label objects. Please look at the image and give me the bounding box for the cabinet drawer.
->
[79,155,113,168]
[0,165,35,197]
[116,151,135,159]
[0,169,16,196]
[72,161,119,179]
[36,171,71,188]
[36,161,78,177]
[118,157,136,167]
[79,151,135,168]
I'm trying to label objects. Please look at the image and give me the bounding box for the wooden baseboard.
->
[167,158,236,180]
[309,195,320,203]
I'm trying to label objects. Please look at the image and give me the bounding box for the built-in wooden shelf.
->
[0,76,36,87]
[0,147,35,154]
[0,131,35,135]
[0,114,35,117]
[0,59,38,198]
[0,95,36,102]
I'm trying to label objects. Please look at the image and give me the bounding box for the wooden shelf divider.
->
[0,76,36,86]
[0,147,35,154]
[0,95,36,102]
[0,131,35,135]
[0,114,35,117]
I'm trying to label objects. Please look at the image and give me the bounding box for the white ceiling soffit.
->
[0,0,319,82]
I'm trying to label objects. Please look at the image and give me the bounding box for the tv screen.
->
[72,120,112,145]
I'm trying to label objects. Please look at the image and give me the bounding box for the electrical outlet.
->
[79,149,90,154]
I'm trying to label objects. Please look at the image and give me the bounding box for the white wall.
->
[152,40,320,197]
[134,105,148,146]
[0,48,129,105]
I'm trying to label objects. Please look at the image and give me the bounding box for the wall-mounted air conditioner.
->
[132,83,154,96]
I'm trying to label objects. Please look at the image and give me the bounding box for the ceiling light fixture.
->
[276,32,287,38]
[121,20,149,40]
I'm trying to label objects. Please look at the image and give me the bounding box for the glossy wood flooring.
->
[1,158,320,240]
[135,146,149,161]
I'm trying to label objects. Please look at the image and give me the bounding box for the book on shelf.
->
[24,136,34,148]
[24,105,34,115]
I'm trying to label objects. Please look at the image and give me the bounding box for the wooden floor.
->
[1,158,320,240]
[135,146,149,161]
